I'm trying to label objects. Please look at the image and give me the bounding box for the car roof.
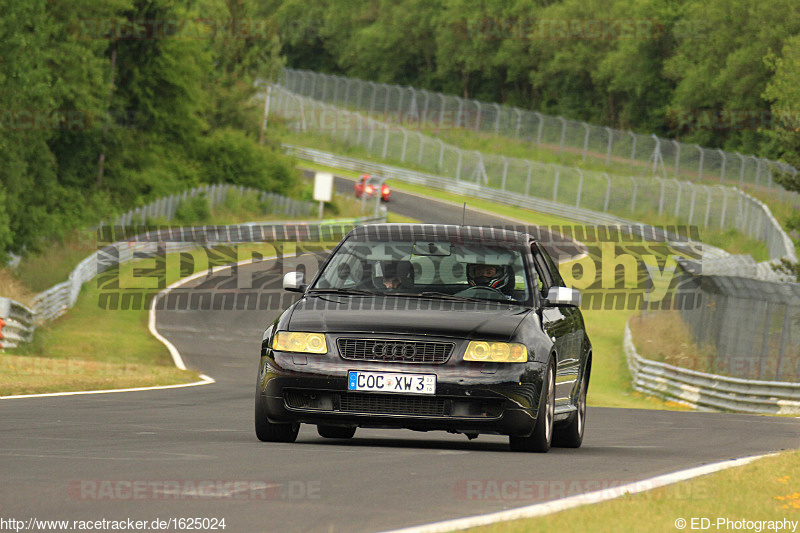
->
[347,223,536,246]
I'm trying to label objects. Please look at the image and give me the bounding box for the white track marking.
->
[2,255,281,400]
[0,374,215,400]
[380,453,773,533]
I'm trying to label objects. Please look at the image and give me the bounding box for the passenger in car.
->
[378,260,414,290]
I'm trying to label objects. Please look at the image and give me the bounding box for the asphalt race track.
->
[2,179,799,532]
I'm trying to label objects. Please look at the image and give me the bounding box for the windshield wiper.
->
[306,288,379,296]
[417,291,527,306]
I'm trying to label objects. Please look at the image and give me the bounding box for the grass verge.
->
[467,449,800,533]
[2,192,368,396]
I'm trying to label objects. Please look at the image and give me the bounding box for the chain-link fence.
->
[266,84,796,267]
[277,69,798,190]
[678,274,800,382]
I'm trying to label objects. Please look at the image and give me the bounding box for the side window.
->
[530,243,554,296]
[539,245,566,287]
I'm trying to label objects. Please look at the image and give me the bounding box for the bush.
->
[198,128,297,194]
[174,194,211,224]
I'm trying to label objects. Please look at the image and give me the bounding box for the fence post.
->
[396,86,404,117]
[719,186,729,228]
[437,138,445,171]
[493,103,501,134]
[524,160,533,196]
[655,177,666,216]
[582,123,590,161]
[753,156,761,187]
[696,145,704,181]
[673,140,681,177]
[605,127,613,166]
[381,128,391,159]
[332,75,341,104]
[417,132,425,165]
[688,184,697,224]
[344,78,353,107]
[776,305,791,381]
[369,81,377,115]
[501,157,508,190]
[400,129,409,162]
[558,117,567,154]
[718,149,726,183]
[456,149,463,181]
[456,99,465,129]
[514,108,522,138]
[703,185,713,227]
[672,179,683,217]
[473,100,481,131]
[439,93,446,130]
[298,71,307,96]
[535,112,544,145]
[629,176,638,213]
[764,158,772,189]
[552,165,561,202]
[736,152,746,186]
[320,75,328,102]
[629,131,637,173]
[575,169,584,208]
[603,173,611,212]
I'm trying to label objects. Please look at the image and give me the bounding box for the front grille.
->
[337,338,454,364]
[339,393,447,416]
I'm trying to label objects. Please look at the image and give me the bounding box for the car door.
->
[531,242,580,407]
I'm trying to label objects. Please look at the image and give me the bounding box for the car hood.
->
[287,295,531,341]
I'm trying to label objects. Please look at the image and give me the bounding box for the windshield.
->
[309,237,532,304]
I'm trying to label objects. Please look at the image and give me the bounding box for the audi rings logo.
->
[371,342,418,359]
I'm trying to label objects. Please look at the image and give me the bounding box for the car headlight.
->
[272,332,328,354]
[464,341,527,363]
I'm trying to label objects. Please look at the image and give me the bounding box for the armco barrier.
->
[624,321,800,414]
[0,297,35,349]
[2,216,384,349]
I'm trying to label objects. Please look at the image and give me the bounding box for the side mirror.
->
[545,286,581,307]
[283,272,307,293]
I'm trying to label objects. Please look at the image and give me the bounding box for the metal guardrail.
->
[29,216,384,329]
[1,184,383,349]
[269,86,796,269]
[625,321,800,414]
[0,297,35,348]
[276,69,799,190]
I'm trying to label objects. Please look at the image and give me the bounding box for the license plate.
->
[348,371,436,395]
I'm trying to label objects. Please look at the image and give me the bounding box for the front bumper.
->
[256,352,546,437]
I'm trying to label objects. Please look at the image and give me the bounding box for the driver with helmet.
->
[466,263,513,294]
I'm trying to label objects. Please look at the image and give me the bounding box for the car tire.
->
[255,390,299,443]
[317,425,357,439]
[552,369,587,448]
[509,359,554,453]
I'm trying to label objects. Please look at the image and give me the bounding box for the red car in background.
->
[354,174,390,202]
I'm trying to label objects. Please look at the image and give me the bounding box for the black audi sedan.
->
[255,224,591,452]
